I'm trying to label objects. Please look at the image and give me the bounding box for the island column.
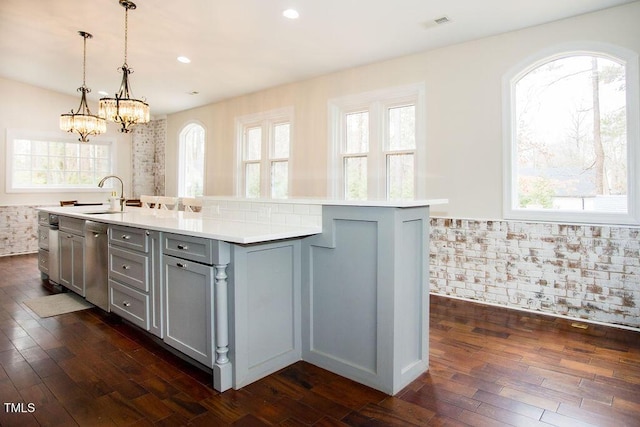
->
[302,203,430,395]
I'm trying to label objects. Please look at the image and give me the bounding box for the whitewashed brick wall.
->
[430,218,640,329]
[132,119,166,198]
[0,206,38,256]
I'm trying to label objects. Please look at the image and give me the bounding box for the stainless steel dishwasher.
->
[84,221,109,311]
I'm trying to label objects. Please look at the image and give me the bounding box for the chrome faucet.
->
[98,175,125,211]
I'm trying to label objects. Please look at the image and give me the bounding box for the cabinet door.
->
[163,254,214,366]
[59,233,85,296]
[59,232,74,289]
[69,235,85,296]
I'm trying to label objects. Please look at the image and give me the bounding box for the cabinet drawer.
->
[38,211,49,226]
[59,216,84,235]
[109,279,149,330]
[109,246,149,292]
[38,225,50,250]
[38,249,49,274]
[109,225,149,252]
[163,233,213,264]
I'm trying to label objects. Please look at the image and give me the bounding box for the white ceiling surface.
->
[0,0,636,116]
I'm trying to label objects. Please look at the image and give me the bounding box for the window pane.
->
[387,154,414,200]
[178,124,205,197]
[245,127,262,161]
[273,123,290,158]
[33,140,49,154]
[13,140,31,155]
[271,161,288,199]
[388,105,416,150]
[344,156,367,200]
[95,145,110,158]
[10,138,112,189]
[345,112,369,154]
[14,154,29,170]
[245,163,261,198]
[515,55,627,212]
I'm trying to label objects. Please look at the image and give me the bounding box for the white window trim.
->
[502,41,640,225]
[328,82,426,200]
[177,121,207,197]
[5,128,116,193]
[234,106,294,198]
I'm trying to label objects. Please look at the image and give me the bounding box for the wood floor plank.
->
[473,389,546,419]
[1,253,638,426]
[557,401,640,427]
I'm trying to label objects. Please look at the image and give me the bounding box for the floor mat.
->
[24,292,93,318]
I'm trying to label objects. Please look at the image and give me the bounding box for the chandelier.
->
[99,0,150,133]
[60,31,106,143]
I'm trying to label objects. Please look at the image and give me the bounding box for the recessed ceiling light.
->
[177,56,191,64]
[98,90,109,96]
[282,9,299,19]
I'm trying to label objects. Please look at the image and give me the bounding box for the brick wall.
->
[429,218,640,329]
[0,206,38,256]
[132,119,166,198]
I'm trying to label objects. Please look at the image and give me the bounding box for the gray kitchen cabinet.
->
[163,253,214,366]
[162,232,220,367]
[58,216,85,296]
[108,225,163,337]
[38,224,50,276]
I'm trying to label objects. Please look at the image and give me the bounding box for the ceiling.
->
[0,0,636,116]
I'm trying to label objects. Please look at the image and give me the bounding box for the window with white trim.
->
[329,83,425,200]
[236,107,292,198]
[504,44,640,224]
[178,123,205,197]
[6,129,113,192]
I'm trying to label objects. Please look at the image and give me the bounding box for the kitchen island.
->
[39,197,446,395]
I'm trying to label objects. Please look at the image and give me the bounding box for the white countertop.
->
[203,196,449,208]
[40,197,446,244]
[41,206,322,244]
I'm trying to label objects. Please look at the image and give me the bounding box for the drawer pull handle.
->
[176,262,188,269]
[121,234,131,240]
[177,244,189,250]
[122,301,131,307]
[121,264,131,270]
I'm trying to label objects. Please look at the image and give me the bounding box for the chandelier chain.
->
[82,33,87,87]
[123,5,128,65]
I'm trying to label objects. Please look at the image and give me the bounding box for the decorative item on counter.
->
[109,191,120,210]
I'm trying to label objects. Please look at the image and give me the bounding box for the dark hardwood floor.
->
[1,253,639,426]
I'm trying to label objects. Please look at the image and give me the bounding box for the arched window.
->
[178,123,205,197]
[504,44,639,224]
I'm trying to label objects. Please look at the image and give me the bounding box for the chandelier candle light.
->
[99,0,150,133]
[60,31,106,143]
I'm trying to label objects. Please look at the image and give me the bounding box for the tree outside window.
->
[505,45,639,224]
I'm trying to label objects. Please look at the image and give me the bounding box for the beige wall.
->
[166,2,640,220]
[0,77,132,206]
